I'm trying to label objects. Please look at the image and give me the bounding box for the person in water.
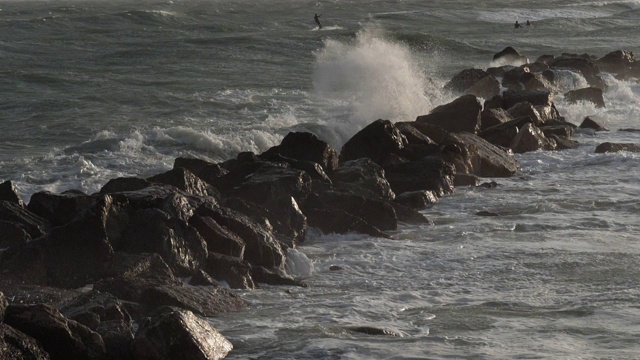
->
[526,20,531,26]
[314,13,322,29]
[515,20,523,28]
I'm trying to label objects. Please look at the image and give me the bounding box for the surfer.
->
[515,20,523,28]
[526,20,531,26]
[314,13,322,29]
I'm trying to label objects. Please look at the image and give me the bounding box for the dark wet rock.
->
[95,320,134,360]
[454,173,481,187]
[339,119,407,166]
[534,105,564,124]
[483,94,504,110]
[594,142,640,153]
[481,108,512,132]
[4,303,106,360]
[251,266,306,287]
[548,134,580,150]
[541,125,574,139]
[104,252,176,281]
[444,68,491,93]
[522,73,553,91]
[0,220,31,248]
[120,207,207,277]
[522,62,550,74]
[260,131,340,172]
[392,202,433,225]
[579,116,609,131]
[0,323,51,360]
[329,265,343,271]
[188,269,218,287]
[304,207,390,239]
[59,291,132,330]
[139,283,246,317]
[395,190,438,209]
[0,200,50,240]
[619,128,640,133]
[565,87,605,108]
[507,101,546,126]
[189,214,245,258]
[416,95,482,135]
[0,181,25,208]
[147,167,219,198]
[173,157,228,185]
[206,252,255,289]
[347,326,403,337]
[492,46,528,65]
[480,116,533,148]
[258,153,332,183]
[486,65,510,79]
[394,123,440,161]
[99,177,152,194]
[383,156,455,197]
[27,190,95,227]
[440,132,519,177]
[132,308,233,360]
[0,292,7,321]
[597,50,635,76]
[502,66,528,88]
[476,210,499,216]
[503,90,552,109]
[478,181,499,189]
[535,54,555,65]
[304,188,397,231]
[330,158,395,201]
[0,284,80,307]
[410,121,450,144]
[510,123,557,153]
[195,203,286,269]
[466,74,501,99]
[395,122,438,147]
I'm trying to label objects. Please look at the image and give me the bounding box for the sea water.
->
[1,0,639,358]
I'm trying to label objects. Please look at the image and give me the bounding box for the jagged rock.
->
[541,125,574,139]
[454,173,481,187]
[147,167,219,198]
[304,188,397,231]
[4,304,106,360]
[492,46,528,65]
[0,220,31,248]
[330,158,395,201]
[27,190,95,227]
[466,75,501,99]
[189,269,218,286]
[535,54,555,65]
[502,66,528,88]
[510,123,557,153]
[392,202,432,224]
[95,321,135,360]
[395,122,438,147]
[410,121,449,144]
[189,214,245,258]
[304,207,390,238]
[481,108,512,132]
[173,157,228,185]
[565,87,605,108]
[503,90,552,109]
[579,116,609,131]
[206,252,255,289]
[0,284,80,308]
[99,177,152,194]
[507,101,546,126]
[118,207,207,277]
[0,200,50,240]
[0,323,51,360]
[597,50,635,76]
[139,284,246,317]
[132,308,233,360]
[347,326,403,337]
[395,190,438,209]
[416,95,482,135]
[522,73,553,91]
[195,203,286,269]
[594,142,640,153]
[257,153,332,183]
[0,181,25,208]
[548,134,579,150]
[251,266,306,287]
[549,56,604,88]
[260,131,339,172]
[383,157,455,196]
[339,119,407,166]
[440,132,519,177]
[444,68,491,93]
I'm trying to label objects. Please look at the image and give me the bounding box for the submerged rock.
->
[594,142,640,153]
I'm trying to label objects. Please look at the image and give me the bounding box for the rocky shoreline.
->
[1,48,639,359]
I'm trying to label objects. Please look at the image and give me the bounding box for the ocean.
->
[1,0,639,358]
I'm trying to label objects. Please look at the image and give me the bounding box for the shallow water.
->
[1,0,640,358]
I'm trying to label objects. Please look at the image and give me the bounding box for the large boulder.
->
[132,308,233,360]
[330,158,395,201]
[510,123,557,153]
[444,68,491,93]
[503,90,553,109]
[596,50,635,76]
[99,177,152,194]
[188,214,246,258]
[594,142,640,153]
[0,323,51,360]
[579,116,609,131]
[549,56,603,88]
[416,95,482,135]
[440,132,519,177]
[0,200,50,240]
[260,131,339,172]
[4,304,107,360]
[0,180,25,208]
[395,190,438,209]
[304,207,390,239]
[0,220,31,248]
[466,75,501,99]
[383,156,455,197]
[173,157,228,185]
[480,108,512,132]
[147,168,219,198]
[339,119,407,166]
[27,190,95,227]
[565,87,605,108]
[507,101,546,126]
[206,252,255,289]
[492,46,528,66]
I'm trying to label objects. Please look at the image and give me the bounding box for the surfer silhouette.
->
[515,20,523,28]
[526,20,531,26]
[314,13,322,29]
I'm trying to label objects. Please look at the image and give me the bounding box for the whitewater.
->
[1,0,639,358]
